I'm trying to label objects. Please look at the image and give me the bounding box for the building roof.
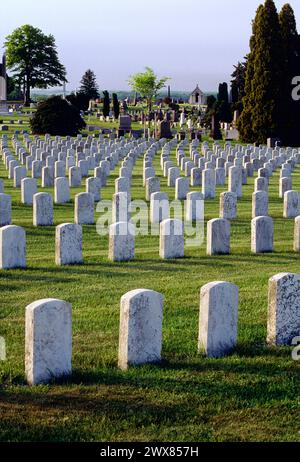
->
[190,84,204,96]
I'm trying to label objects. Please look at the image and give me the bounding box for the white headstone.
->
[175,177,189,200]
[198,281,238,358]
[14,166,27,188]
[160,219,184,259]
[267,273,300,346]
[145,177,160,201]
[202,169,215,199]
[33,193,54,226]
[118,289,164,370]
[55,177,70,204]
[21,178,37,205]
[294,216,300,252]
[86,177,101,202]
[109,221,135,262]
[279,177,292,199]
[0,225,26,269]
[69,166,82,187]
[74,193,94,225]
[42,166,54,187]
[150,192,169,225]
[25,299,72,385]
[0,193,12,226]
[251,216,273,253]
[284,191,299,218]
[207,218,230,255]
[112,192,130,223]
[228,166,242,198]
[56,224,83,265]
[220,192,237,220]
[186,192,204,222]
[252,191,268,218]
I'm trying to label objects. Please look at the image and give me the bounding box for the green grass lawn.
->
[0,134,300,443]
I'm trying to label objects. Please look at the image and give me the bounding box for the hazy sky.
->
[2,0,300,92]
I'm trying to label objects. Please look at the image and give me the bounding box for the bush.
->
[30,96,86,136]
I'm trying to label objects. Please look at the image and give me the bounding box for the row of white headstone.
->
[24,272,300,385]
[2,212,300,268]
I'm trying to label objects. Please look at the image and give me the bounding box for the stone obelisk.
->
[0,54,8,113]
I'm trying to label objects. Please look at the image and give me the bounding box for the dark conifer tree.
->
[239,1,284,143]
[216,82,232,122]
[79,69,100,100]
[112,93,120,119]
[279,4,300,146]
[231,61,247,112]
[103,91,110,117]
[238,4,263,142]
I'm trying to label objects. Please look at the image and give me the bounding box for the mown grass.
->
[0,130,300,442]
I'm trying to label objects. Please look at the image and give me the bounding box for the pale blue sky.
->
[2,0,300,92]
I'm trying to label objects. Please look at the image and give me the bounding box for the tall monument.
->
[0,54,8,112]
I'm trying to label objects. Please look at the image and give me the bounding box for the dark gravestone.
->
[131,130,143,139]
[119,115,132,131]
[157,121,172,139]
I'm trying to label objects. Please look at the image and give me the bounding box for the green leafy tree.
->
[128,67,170,113]
[30,96,86,136]
[112,93,120,119]
[279,4,300,145]
[5,25,67,106]
[79,69,100,100]
[103,91,110,117]
[239,1,284,143]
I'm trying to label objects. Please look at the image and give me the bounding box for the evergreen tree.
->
[210,113,222,140]
[279,4,300,145]
[202,95,217,128]
[231,61,247,112]
[79,69,99,100]
[112,93,120,119]
[216,82,232,122]
[239,1,284,144]
[103,91,110,117]
[237,11,259,143]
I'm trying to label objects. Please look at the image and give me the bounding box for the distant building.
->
[189,84,207,105]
